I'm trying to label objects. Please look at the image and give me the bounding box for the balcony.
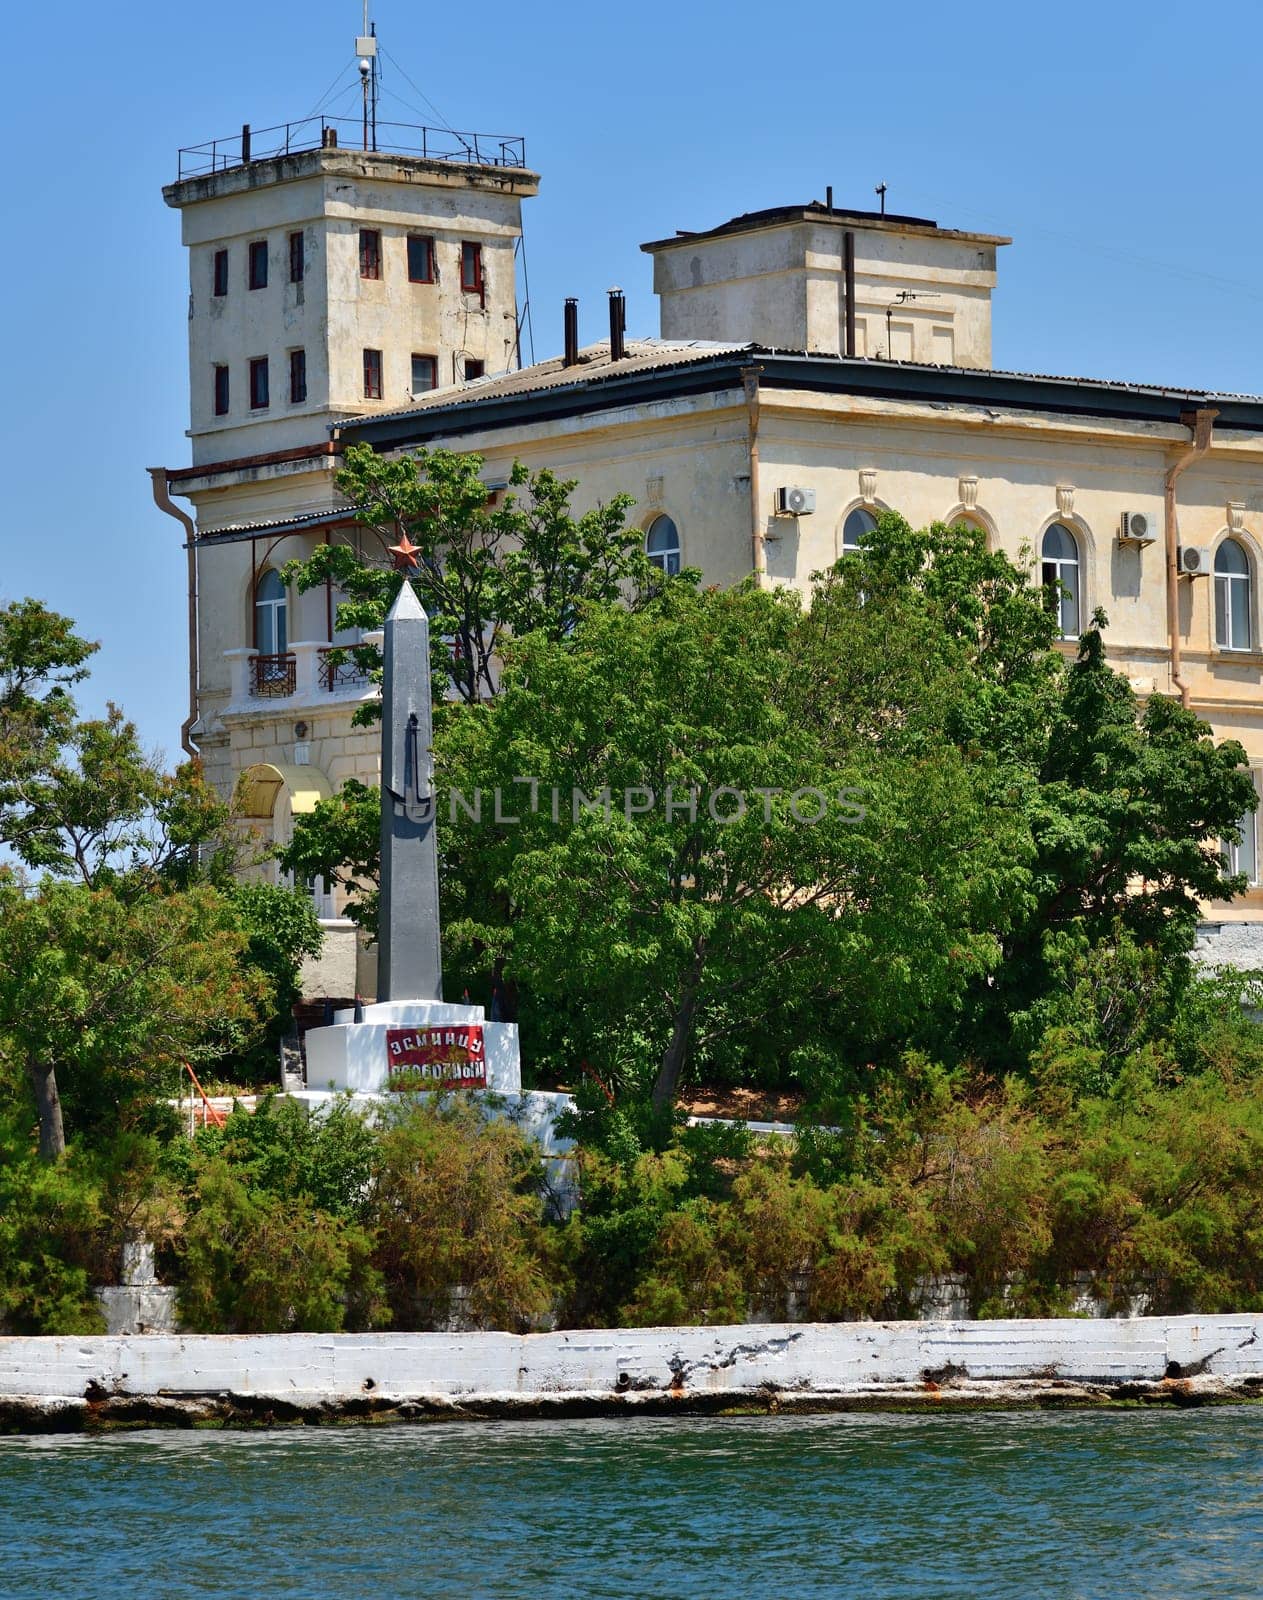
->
[223,635,381,717]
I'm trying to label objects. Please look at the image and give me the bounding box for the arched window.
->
[254,570,288,655]
[646,515,681,576]
[841,506,877,556]
[1215,539,1252,651]
[1041,523,1081,639]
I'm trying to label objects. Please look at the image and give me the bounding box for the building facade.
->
[153,140,1263,988]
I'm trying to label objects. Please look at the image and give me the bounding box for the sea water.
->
[1,1408,1261,1598]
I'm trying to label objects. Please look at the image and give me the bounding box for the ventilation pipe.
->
[148,467,200,759]
[563,298,579,367]
[1164,407,1217,709]
[608,287,627,362]
[843,231,857,358]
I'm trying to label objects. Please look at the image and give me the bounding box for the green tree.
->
[0,599,96,804]
[0,879,269,1159]
[283,443,654,711]
[0,600,326,1152]
[224,882,324,1082]
[441,576,1024,1115]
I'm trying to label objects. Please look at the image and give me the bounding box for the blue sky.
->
[3,0,1261,759]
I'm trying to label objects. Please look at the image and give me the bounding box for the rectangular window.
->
[363,348,383,399]
[248,240,268,290]
[460,241,483,295]
[288,231,304,284]
[464,357,485,381]
[359,228,382,280]
[411,353,436,394]
[213,365,229,416]
[407,234,436,283]
[1224,803,1259,886]
[249,356,270,410]
[212,249,229,297]
[289,349,307,404]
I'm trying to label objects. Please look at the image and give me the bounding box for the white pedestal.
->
[304,1000,521,1094]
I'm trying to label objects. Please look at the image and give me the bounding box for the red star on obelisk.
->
[389,532,420,572]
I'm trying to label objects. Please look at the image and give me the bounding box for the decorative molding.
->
[1055,484,1075,517]
[858,468,878,505]
[957,475,979,509]
[645,475,664,507]
[1228,500,1246,533]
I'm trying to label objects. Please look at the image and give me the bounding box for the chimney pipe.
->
[843,230,857,358]
[608,287,626,362]
[826,185,833,211]
[241,123,251,165]
[321,124,338,149]
[563,298,579,367]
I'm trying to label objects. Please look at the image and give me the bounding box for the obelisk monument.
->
[377,579,443,1002]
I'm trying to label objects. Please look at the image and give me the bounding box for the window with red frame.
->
[460,241,483,297]
[213,365,229,416]
[359,229,382,279]
[248,240,268,290]
[289,231,304,284]
[213,249,229,297]
[249,356,270,410]
[407,234,436,283]
[363,348,383,399]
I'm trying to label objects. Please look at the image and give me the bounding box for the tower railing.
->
[176,116,527,181]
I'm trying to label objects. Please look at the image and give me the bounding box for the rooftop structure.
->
[643,199,1009,369]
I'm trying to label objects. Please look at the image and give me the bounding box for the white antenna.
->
[356,3,379,152]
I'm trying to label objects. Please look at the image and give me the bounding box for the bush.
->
[174,1092,377,1220]
[369,1096,558,1330]
[177,1159,383,1333]
[0,1112,179,1333]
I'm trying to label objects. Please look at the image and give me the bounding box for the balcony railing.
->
[225,636,382,710]
[177,116,527,182]
[320,648,373,693]
[252,652,296,698]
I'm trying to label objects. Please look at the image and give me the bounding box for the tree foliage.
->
[0,600,319,1155]
[283,511,1255,1113]
[283,443,655,712]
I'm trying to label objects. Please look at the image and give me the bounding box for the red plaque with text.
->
[386,1024,487,1089]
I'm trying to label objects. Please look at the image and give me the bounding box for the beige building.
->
[152,134,1263,984]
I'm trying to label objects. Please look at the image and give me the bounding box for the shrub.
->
[177,1159,383,1333]
[175,1092,376,1220]
[369,1096,558,1330]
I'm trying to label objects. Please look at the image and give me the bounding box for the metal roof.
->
[337,342,1263,455]
[340,340,747,430]
[194,504,358,547]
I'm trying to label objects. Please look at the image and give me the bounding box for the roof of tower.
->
[640,201,1010,253]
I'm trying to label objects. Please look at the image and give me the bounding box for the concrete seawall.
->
[2,1315,1262,1431]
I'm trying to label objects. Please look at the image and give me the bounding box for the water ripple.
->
[1,1408,1261,1598]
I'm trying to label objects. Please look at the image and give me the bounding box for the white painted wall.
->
[3,1315,1260,1401]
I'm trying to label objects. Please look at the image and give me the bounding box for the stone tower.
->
[163,129,539,468]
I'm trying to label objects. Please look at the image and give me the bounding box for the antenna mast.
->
[356,4,379,152]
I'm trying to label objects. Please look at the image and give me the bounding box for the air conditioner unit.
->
[1119,509,1156,546]
[775,486,816,517]
[1179,545,1212,578]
